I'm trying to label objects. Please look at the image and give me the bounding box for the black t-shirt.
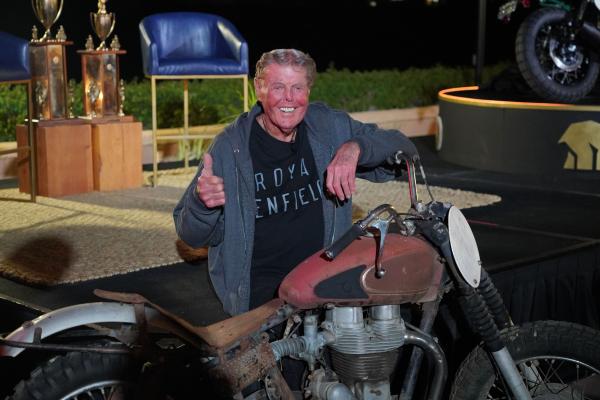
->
[249,118,324,309]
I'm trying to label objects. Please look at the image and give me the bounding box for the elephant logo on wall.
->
[558,120,600,171]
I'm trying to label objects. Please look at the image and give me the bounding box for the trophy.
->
[79,0,126,119]
[90,0,115,51]
[31,0,63,42]
[29,0,71,120]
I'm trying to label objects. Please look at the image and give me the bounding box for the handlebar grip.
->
[324,224,365,260]
[387,150,419,166]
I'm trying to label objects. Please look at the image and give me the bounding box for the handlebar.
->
[389,150,420,210]
[324,223,365,260]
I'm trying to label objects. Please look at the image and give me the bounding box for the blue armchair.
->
[0,31,36,202]
[139,12,249,185]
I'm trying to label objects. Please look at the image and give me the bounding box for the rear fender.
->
[0,302,168,358]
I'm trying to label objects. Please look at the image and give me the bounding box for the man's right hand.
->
[196,153,225,208]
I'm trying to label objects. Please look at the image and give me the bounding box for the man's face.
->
[255,64,311,134]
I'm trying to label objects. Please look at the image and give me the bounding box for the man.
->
[173,49,417,316]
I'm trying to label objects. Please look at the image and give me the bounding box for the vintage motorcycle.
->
[499,0,600,103]
[2,151,600,400]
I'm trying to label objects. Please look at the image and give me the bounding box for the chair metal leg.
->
[151,76,158,187]
[27,80,37,202]
[149,74,249,183]
[243,75,249,112]
[183,79,189,169]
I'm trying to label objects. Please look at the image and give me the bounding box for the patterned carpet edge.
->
[0,169,500,285]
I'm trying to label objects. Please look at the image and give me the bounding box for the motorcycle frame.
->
[0,154,537,400]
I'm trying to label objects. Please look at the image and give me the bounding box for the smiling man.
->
[173,49,418,315]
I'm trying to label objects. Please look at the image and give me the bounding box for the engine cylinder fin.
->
[329,320,405,354]
[330,350,399,381]
[326,305,406,382]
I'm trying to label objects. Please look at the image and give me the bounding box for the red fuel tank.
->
[279,233,444,309]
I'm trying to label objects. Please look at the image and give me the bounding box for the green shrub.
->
[0,85,29,142]
[0,63,508,142]
[124,79,246,128]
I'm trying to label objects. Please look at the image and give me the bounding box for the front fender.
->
[0,302,161,358]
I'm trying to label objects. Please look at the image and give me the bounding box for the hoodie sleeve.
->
[173,148,225,249]
[346,115,418,168]
[324,105,418,182]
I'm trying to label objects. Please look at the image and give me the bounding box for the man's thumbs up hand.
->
[196,153,226,208]
[202,152,214,176]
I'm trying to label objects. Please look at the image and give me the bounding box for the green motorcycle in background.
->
[500,0,600,103]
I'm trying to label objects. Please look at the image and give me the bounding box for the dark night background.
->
[1,0,528,81]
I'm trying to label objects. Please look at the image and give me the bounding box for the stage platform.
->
[1,135,600,397]
[438,86,600,174]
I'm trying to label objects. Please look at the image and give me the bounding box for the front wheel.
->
[450,320,600,399]
[8,352,141,400]
[515,7,600,103]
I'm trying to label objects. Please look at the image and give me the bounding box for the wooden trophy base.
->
[91,116,142,191]
[16,119,93,197]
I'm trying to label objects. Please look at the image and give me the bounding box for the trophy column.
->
[77,45,142,191]
[29,0,71,120]
[76,0,143,191]
[29,40,71,120]
[23,38,94,197]
[17,0,95,197]
[78,48,126,117]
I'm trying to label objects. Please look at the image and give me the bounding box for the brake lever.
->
[369,214,394,278]
[360,204,403,279]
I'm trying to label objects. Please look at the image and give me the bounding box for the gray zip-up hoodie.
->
[173,102,417,315]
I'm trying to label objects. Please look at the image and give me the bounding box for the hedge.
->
[0,64,507,142]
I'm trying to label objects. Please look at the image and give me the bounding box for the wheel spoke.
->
[521,361,544,391]
[108,386,125,400]
[484,357,600,400]
[534,18,591,88]
[533,359,563,394]
[62,385,128,400]
[547,358,568,387]
[452,322,600,400]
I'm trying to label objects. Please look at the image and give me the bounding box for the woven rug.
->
[0,169,500,285]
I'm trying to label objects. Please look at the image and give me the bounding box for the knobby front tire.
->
[8,352,140,400]
[450,320,600,399]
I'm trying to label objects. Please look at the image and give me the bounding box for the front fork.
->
[426,224,533,400]
[456,278,532,400]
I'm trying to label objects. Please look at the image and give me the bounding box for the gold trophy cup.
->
[79,0,125,118]
[30,0,70,119]
[31,0,64,42]
[90,0,116,50]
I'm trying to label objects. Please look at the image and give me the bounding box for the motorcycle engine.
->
[325,305,405,388]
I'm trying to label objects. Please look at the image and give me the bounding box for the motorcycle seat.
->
[94,289,285,350]
[194,298,285,349]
